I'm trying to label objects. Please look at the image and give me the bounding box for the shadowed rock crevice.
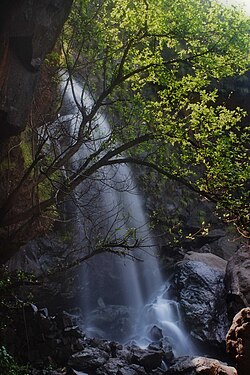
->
[0,0,73,140]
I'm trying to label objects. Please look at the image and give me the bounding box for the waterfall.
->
[59,76,195,355]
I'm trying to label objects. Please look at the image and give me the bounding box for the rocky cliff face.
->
[225,246,250,321]
[0,0,73,261]
[0,0,72,140]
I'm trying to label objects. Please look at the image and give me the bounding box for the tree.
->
[0,0,249,262]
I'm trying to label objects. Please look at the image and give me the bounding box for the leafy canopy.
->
[62,0,250,233]
[3,0,249,242]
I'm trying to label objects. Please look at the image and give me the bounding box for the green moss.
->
[38,180,52,202]
[20,131,33,168]
[0,159,15,172]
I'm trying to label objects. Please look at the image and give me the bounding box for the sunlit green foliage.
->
[61,0,250,234]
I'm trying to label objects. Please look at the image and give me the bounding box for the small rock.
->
[64,326,83,338]
[149,325,163,341]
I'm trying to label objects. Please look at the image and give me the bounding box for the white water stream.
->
[59,76,195,355]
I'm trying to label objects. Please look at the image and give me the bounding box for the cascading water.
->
[59,76,195,356]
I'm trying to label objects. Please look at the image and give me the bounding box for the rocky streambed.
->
[1,303,243,375]
[2,232,250,375]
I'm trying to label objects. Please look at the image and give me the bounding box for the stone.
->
[149,325,163,341]
[24,303,38,316]
[39,308,49,317]
[60,311,84,329]
[226,307,250,375]
[216,235,241,260]
[166,356,237,374]
[64,326,83,338]
[129,346,164,371]
[70,370,88,375]
[172,259,228,347]
[117,367,137,375]
[184,252,227,272]
[196,244,212,253]
[129,364,147,374]
[86,305,136,341]
[160,337,175,364]
[69,370,89,375]
[95,358,128,375]
[224,246,250,321]
[68,348,109,371]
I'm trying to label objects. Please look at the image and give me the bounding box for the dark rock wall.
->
[225,246,250,322]
[0,0,72,140]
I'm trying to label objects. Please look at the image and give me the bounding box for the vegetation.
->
[0,270,36,331]
[0,270,36,374]
[0,0,249,261]
[0,346,28,375]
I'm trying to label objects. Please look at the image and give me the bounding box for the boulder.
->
[172,254,228,348]
[149,325,163,341]
[226,307,250,375]
[68,348,109,371]
[85,305,136,341]
[184,251,227,272]
[95,358,130,375]
[95,358,147,375]
[166,356,237,374]
[128,345,164,371]
[224,246,250,321]
[116,367,138,375]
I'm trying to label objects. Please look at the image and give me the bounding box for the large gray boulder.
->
[172,253,228,348]
[224,246,250,321]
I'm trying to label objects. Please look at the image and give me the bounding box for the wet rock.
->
[86,337,112,354]
[216,235,242,260]
[226,307,250,375]
[147,342,162,351]
[86,305,136,341]
[24,303,39,317]
[116,345,133,362]
[166,356,237,374]
[172,257,228,348]
[95,358,132,375]
[160,338,175,364]
[38,308,49,317]
[224,246,250,321]
[64,326,83,338]
[129,364,147,374]
[68,348,109,371]
[30,370,67,375]
[58,310,84,329]
[149,325,163,341]
[129,346,164,371]
[117,367,138,375]
[69,369,89,375]
[70,369,88,375]
[184,251,227,272]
